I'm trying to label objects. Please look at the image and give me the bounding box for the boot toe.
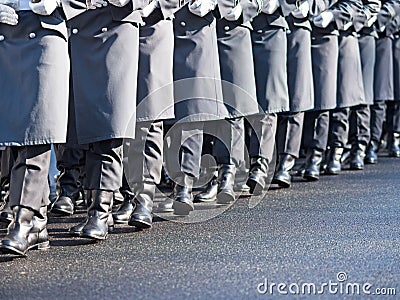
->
[0,240,27,256]
[128,214,152,229]
[51,196,75,215]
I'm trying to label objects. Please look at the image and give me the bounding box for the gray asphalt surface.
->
[0,155,399,299]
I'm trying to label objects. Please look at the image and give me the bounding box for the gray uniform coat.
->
[171,5,228,123]
[0,11,69,146]
[136,7,175,122]
[335,0,366,108]
[310,0,340,111]
[285,12,314,112]
[358,0,381,104]
[393,33,400,101]
[215,0,260,117]
[251,11,290,114]
[374,0,400,101]
[62,1,141,144]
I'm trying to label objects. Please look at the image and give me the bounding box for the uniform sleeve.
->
[159,0,180,18]
[309,0,340,17]
[240,0,263,22]
[376,0,400,32]
[331,0,363,31]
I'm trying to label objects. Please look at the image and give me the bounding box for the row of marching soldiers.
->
[0,0,399,257]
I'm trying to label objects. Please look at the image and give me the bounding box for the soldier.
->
[347,0,381,170]
[366,0,400,163]
[0,0,69,255]
[62,0,141,240]
[194,0,260,203]
[300,0,339,181]
[112,0,177,228]
[246,0,290,195]
[325,0,366,175]
[160,0,229,216]
[273,0,314,188]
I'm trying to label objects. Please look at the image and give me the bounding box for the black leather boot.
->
[272,154,295,188]
[51,166,82,215]
[128,183,155,229]
[0,192,13,224]
[303,148,323,181]
[173,176,194,216]
[0,206,34,255]
[70,190,114,236]
[349,144,366,170]
[246,157,268,196]
[216,165,236,204]
[51,186,80,216]
[325,147,343,175]
[112,194,134,224]
[389,133,400,158]
[27,205,50,251]
[81,190,113,240]
[194,175,218,202]
[365,140,379,164]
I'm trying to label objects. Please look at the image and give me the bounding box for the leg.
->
[366,100,386,163]
[303,110,329,181]
[125,121,164,228]
[348,104,370,169]
[212,117,245,204]
[273,112,304,187]
[164,121,203,215]
[246,113,277,195]
[326,107,350,175]
[80,139,123,240]
[51,144,86,215]
[1,145,51,255]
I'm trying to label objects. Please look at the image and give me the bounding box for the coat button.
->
[29,32,36,39]
[180,21,186,27]
[101,27,108,33]
[142,22,146,26]
[257,30,262,33]
[286,29,291,34]
[72,28,78,34]
[224,26,230,31]
[0,35,4,41]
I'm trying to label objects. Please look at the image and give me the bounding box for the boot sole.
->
[349,165,364,170]
[0,245,27,256]
[128,219,152,229]
[81,232,108,240]
[28,241,50,251]
[364,159,377,164]
[51,208,74,216]
[272,177,291,188]
[193,196,217,203]
[113,217,129,225]
[216,192,235,204]
[173,201,194,216]
[69,226,113,236]
[303,172,319,181]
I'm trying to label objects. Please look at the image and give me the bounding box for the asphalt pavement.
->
[0,154,399,299]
